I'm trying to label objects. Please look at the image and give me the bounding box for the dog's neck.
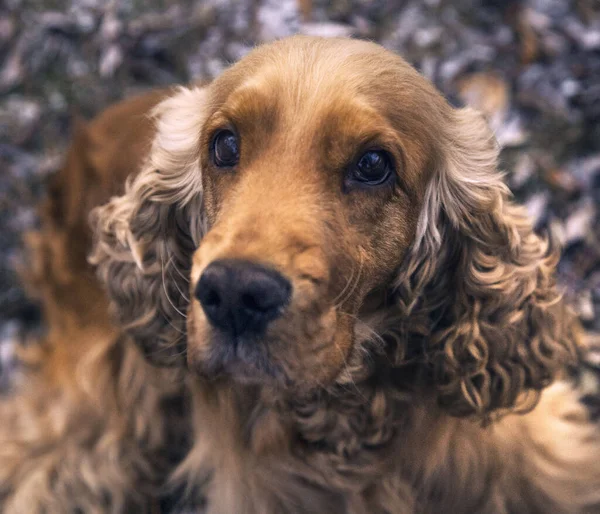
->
[200,290,420,456]
[182,354,446,514]
[179,298,478,513]
[190,338,418,463]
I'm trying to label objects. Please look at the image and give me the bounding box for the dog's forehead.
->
[212,37,443,137]
[226,78,379,130]
[231,54,392,110]
[219,70,404,153]
[205,37,446,183]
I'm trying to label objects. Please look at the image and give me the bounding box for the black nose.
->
[195,259,291,337]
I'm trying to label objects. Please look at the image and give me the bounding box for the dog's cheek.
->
[326,310,356,374]
[279,308,354,388]
[186,301,211,371]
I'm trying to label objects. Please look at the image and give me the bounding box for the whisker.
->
[170,257,191,284]
[334,251,364,310]
[150,335,188,358]
[340,310,386,348]
[161,248,188,319]
[165,314,187,336]
[168,265,190,304]
[332,261,356,306]
[332,334,365,400]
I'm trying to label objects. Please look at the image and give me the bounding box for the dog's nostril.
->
[204,290,222,308]
[195,259,291,337]
[241,293,261,312]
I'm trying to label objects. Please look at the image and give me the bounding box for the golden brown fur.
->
[2,36,600,513]
[0,91,190,513]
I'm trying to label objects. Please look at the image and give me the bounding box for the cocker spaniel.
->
[2,36,600,514]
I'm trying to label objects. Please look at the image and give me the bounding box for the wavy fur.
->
[90,37,595,514]
[392,107,579,417]
[0,335,186,513]
[2,36,598,514]
[0,91,191,513]
[91,87,209,366]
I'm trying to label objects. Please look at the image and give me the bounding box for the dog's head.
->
[92,37,578,416]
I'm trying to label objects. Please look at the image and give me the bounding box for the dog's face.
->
[186,38,443,389]
[94,36,576,415]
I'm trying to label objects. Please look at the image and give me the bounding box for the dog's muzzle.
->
[194,259,291,338]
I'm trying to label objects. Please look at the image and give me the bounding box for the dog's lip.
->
[193,332,283,382]
[221,357,281,384]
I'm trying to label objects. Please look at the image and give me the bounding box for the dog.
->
[3,35,600,514]
[0,90,191,513]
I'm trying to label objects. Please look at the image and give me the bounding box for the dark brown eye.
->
[212,130,239,167]
[352,150,393,185]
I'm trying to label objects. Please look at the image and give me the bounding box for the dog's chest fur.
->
[180,380,507,514]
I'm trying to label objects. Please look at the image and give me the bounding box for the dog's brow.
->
[227,82,271,111]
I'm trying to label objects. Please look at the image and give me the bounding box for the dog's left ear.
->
[90,87,209,366]
[393,106,581,418]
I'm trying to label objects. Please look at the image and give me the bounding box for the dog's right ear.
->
[90,87,210,366]
[392,107,580,419]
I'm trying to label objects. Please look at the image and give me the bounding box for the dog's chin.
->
[187,333,348,395]
[186,307,355,392]
[188,331,288,387]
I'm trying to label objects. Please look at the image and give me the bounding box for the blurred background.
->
[1,0,599,387]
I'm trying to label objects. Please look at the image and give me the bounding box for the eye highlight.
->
[212,130,240,168]
[349,150,394,187]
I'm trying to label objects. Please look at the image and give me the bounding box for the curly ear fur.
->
[91,82,579,416]
[90,87,209,366]
[393,107,580,418]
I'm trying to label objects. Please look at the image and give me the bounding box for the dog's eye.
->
[352,150,392,185]
[212,130,239,167]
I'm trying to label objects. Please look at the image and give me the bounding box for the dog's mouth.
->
[186,286,353,390]
[184,240,361,390]
[196,330,285,384]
